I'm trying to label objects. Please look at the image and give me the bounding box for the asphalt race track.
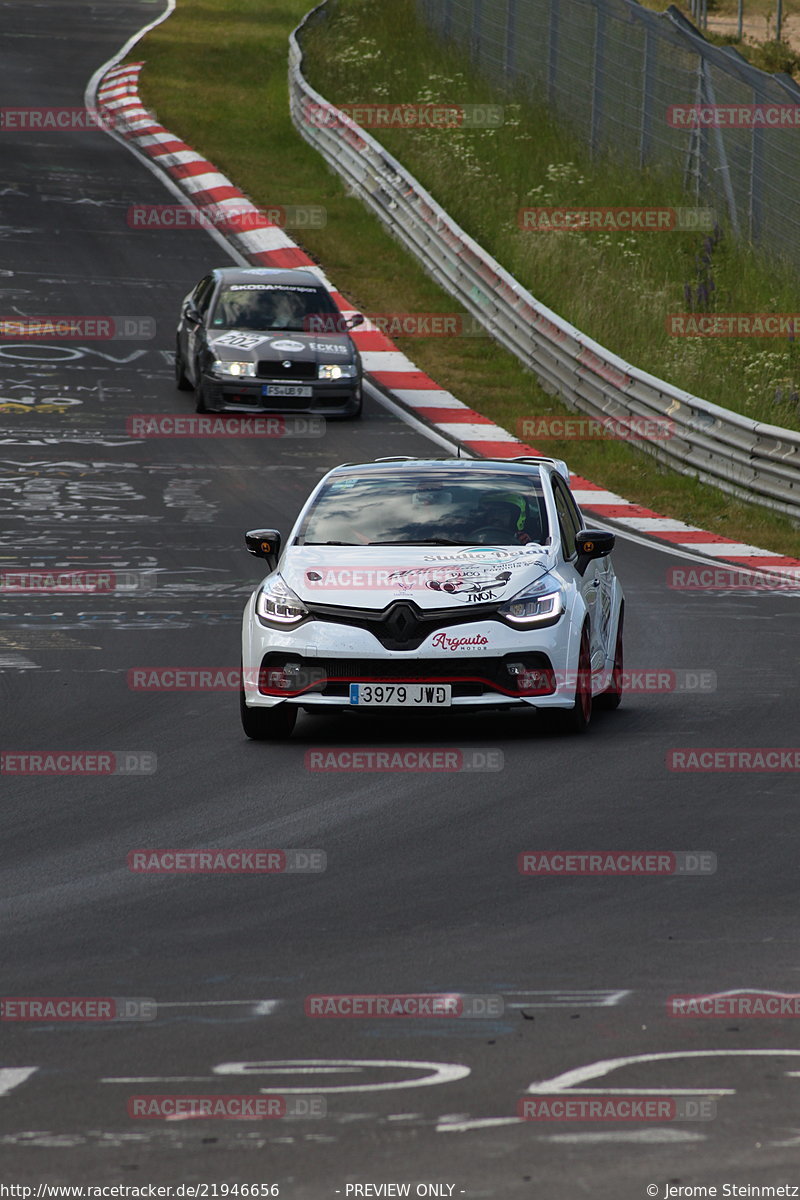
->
[2,2,800,1196]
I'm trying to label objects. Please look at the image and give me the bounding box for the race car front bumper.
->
[199,374,361,417]
[241,594,599,712]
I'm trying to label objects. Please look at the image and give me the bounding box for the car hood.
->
[207,330,356,362]
[280,544,557,610]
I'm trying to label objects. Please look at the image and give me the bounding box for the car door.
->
[551,474,604,672]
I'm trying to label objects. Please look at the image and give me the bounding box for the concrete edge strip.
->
[93,61,800,577]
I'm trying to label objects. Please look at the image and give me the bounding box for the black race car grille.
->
[257,359,317,380]
[258,651,553,699]
[304,598,500,651]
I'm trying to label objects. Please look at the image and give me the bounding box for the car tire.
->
[541,625,592,735]
[349,392,363,419]
[595,605,624,711]
[240,667,297,740]
[175,343,193,391]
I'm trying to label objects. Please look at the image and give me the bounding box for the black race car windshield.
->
[297,470,550,547]
[210,284,341,332]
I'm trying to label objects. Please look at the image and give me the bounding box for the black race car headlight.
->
[318,363,358,380]
[255,575,309,625]
[212,359,257,378]
[498,575,565,625]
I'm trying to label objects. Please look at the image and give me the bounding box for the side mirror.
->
[574,529,615,577]
[245,528,282,572]
[347,313,365,328]
[184,305,202,325]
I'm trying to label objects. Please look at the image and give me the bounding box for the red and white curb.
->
[95,61,800,576]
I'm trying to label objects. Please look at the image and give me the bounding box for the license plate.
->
[349,683,452,707]
[262,384,312,398]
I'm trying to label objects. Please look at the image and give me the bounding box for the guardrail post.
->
[590,0,606,157]
[548,0,560,108]
[639,26,656,167]
[505,0,517,77]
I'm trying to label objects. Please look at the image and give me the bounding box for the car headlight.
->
[212,359,256,378]
[498,574,564,625]
[318,363,358,380]
[255,575,309,625]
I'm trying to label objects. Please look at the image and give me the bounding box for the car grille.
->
[257,359,317,380]
[304,598,500,651]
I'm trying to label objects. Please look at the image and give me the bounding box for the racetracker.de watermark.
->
[515,669,716,694]
[667,749,800,771]
[127,667,327,692]
[518,207,714,232]
[668,103,800,127]
[517,1096,716,1120]
[1,752,156,775]
[301,100,504,129]
[305,994,503,1018]
[517,416,674,441]
[1,997,155,1021]
[1,570,154,595]
[0,317,155,340]
[0,107,116,132]
[517,852,716,875]
[667,566,800,591]
[353,313,488,337]
[128,1095,326,1119]
[669,992,800,1017]
[127,416,325,439]
[126,204,326,230]
[304,748,504,772]
[667,314,800,337]
[127,849,326,873]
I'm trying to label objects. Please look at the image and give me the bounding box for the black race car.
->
[175,266,364,419]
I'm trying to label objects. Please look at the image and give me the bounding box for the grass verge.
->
[136,0,800,557]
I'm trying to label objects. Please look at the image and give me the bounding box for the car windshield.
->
[210,285,340,332]
[296,469,550,547]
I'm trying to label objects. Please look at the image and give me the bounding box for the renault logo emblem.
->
[383,603,418,643]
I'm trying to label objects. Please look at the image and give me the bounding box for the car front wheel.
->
[175,342,193,391]
[541,625,592,735]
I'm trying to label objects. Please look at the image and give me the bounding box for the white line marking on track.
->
[545,1130,707,1144]
[508,989,631,1008]
[0,1067,37,1097]
[438,1116,521,1132]
[526,1048,800,1093]
[212,1059,471,1094]
[154,1000,280,1008]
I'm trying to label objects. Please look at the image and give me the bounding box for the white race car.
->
[240,456,624,738]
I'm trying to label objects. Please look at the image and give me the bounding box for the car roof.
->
[211,266,323,288]
[326,456,571,482]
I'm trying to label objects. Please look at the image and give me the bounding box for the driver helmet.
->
[480,491,527,532]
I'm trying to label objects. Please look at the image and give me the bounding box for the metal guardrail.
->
[288,4,800,520]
